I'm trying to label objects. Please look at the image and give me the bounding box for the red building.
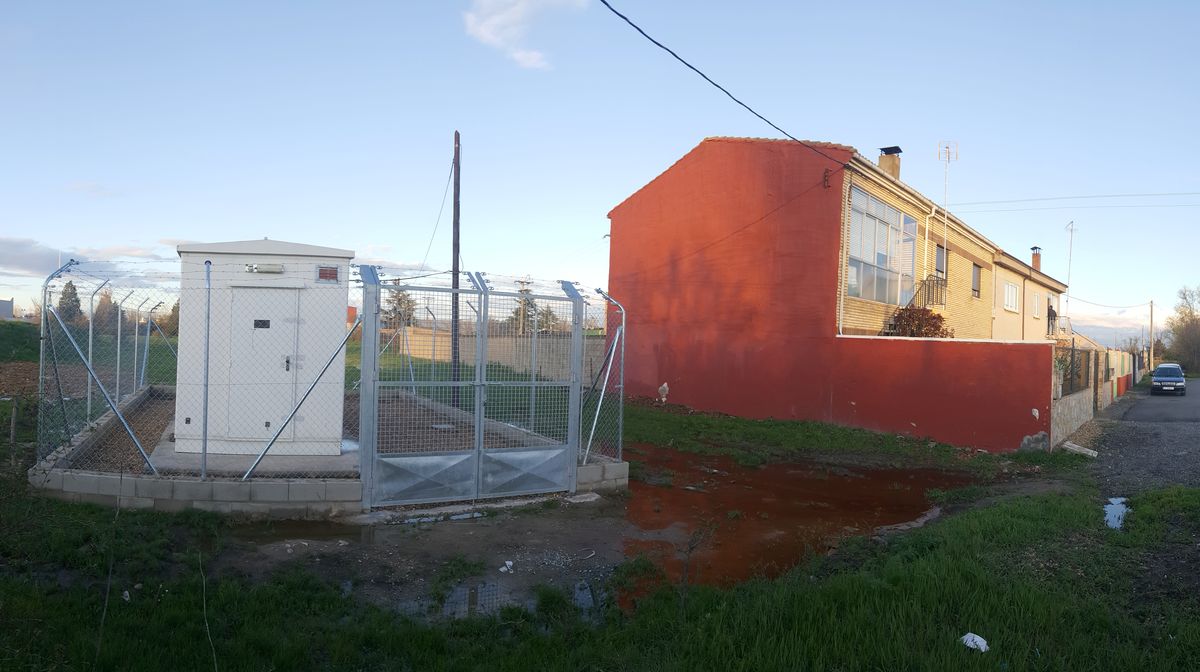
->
[608,137,1054,452]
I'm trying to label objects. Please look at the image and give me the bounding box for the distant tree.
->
[384,288,417,327]
[889,307,954,338]
[157,299,180,336]
[92,289,117,332]
[536,304,562,332]
[1166,285,1200,371]
[55,281,83,325]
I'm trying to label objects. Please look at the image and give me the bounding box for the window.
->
[316,266,339,283]
[1004,282,1020,312]
[935,245,947,279]
[846,187,916,305]
[1033,292,1041,318]
[971,264,981,298]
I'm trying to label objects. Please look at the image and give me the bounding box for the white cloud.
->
[0,237,74,278]
[463,0,586,69]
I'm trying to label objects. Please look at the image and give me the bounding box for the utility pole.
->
[1064,221,1076,317]
[451,131,461,407]
[515,277,533,336]
[1150,300,1155,370]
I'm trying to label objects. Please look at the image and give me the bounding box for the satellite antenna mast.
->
[938,141,958,290]
[1064,220,1076,317]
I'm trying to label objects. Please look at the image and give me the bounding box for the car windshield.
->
[1154,367,1183,377]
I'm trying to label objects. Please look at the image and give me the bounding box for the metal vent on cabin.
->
[253,319,270,329]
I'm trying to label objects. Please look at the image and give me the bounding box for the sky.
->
[2,0,1198,346]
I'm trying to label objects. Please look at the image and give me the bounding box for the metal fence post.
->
[132,297,149,394]
[114,290,133,404]
[87,278,110,423]
[471,273,489,497]
[561,281,584,493]
[597,288,626,462]
[139,305,158,389]
[358,266,381,510]
[201,261,211,480]
[529,309,538,431]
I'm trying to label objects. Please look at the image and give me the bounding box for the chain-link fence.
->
[35,258,623,507]
[36,256,361,480]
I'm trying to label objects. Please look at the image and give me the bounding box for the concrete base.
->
[27,465,363,519]
[575,458,629,493]
[151,430,359,478]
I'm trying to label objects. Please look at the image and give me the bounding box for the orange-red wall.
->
[829,337,1052,451]
[609,138,1054,452]
[610,139,851,419]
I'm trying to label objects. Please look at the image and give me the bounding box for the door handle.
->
[285,356,291,371]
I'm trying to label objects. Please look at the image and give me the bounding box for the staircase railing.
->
[880,275,947,335]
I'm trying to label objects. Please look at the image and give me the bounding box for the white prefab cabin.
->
[174,239,354,456]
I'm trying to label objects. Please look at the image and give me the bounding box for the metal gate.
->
[359,268,582,507]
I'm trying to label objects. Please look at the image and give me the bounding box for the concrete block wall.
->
[1051,388,1093,447]
[575,459,629,493]
[27,467,363,519]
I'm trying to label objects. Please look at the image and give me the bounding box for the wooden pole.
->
[1149,300,1154,370]
[451,131,461,407]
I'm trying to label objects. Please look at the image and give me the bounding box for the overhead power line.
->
[956,191,1200,206]
[419,158,456,272]
[1064,295,1152,310]
[957,203,1200,214]
[597,0,845,167]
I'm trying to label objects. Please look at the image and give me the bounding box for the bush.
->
[890,307,954,338]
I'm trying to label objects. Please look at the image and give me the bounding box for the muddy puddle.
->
[623,444,974,586]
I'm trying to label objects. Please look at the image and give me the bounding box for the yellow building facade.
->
[837,151,1063,340]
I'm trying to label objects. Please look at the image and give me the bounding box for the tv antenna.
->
[1064,220,1076,317]
[937,141,958,281]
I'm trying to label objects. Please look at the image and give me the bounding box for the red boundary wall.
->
[827,337,1052,452]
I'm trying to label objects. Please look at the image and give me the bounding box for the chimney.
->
[1031,246,1042,272]
[878,146,902,179]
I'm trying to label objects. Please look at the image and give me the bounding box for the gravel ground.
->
[1084,389,1200,496]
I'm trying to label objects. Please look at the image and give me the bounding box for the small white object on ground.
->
[1062,441,1098,458]
[1104,497,1130,529]
[121,590,130,603]
[499,560,514,573]
[961,633,989,652]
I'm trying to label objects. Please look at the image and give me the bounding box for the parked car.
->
[1150,363,1186,396]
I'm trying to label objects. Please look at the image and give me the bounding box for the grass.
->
[428,555,486,607]
[6,358,1195,669]
[926,484,989,508]
[0,320,38,362]
[3,475,1199,670]
[624,402,1090,478]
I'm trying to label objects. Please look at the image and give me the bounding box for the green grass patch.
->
[5,487,1200,670]
[0,320,38,362]
[428,554,486,606]
[926,484,988,508]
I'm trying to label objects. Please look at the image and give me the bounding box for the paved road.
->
[1093,388,1200,495]
[1120,386,1199,422]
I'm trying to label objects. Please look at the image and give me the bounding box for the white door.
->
[228,288,299,440]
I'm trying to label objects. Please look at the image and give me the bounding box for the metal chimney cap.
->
[879,146,903,155]
[1031,246,1042,253]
